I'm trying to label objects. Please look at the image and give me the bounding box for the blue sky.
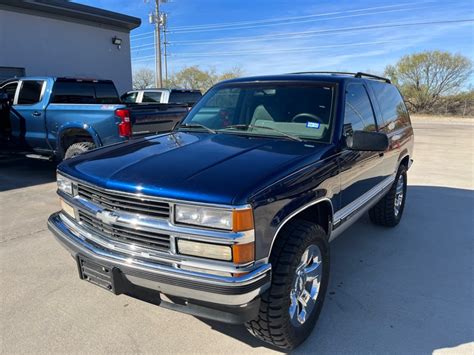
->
[78,0,473,78]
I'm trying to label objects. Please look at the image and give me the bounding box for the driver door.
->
[0,81,18,140]
[338,83,385,212]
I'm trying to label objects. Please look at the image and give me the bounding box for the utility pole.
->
[149,0,164,88]
[161,12,169,83]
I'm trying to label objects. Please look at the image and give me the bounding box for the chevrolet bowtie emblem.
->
[96,210,119,225]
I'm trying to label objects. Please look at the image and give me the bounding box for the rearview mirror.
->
[346,130,389,152]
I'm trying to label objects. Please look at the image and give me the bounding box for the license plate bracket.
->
[77,255,120,294]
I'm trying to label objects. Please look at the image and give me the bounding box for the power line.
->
[130,31,154,38]
[130,7,418,47]
[130,1,433,38]
[168,6,429,34]
[131,18,474,52]
[131,39,401,62]
[168,2,433,31]
[170,40,399,57]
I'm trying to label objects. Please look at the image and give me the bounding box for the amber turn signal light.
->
[232,208,254,232]
[232,242,255,264]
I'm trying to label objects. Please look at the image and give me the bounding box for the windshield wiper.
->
[224,124,303,142]
[177,123,217,134]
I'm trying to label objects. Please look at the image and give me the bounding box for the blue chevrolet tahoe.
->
[48,72,414,350]
[0,77,191,160]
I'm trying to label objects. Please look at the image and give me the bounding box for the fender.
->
[56,122,102,154]
[265,197,334,261]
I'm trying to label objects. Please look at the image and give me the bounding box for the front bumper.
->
[48,212,271,323]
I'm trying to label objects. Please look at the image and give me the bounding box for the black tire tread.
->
[245,220,328,350]
[64,141,95,159]
[369,164,407,227]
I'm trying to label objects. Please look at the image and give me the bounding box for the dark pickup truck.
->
[0,77,190,160]
[48,72,414,350]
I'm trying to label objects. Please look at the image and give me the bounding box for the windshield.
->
[181,83,335,142]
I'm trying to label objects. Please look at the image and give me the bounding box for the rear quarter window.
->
[51,81,120,104]
[369,82,411,132]
[169,91,202,104]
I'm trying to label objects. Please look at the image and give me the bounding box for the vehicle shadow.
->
[198,185,474,354]
[0,152,56,192]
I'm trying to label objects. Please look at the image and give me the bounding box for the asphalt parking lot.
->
[1,117,473,354]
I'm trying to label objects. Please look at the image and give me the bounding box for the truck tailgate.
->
[129,103,189,137]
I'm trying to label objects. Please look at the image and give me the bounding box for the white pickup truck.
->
[121,88,202,105]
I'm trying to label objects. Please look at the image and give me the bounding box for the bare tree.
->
[133,68,155,89]
[384,51,472,112]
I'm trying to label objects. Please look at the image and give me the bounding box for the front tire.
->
[245,220,330,350]
[64,141,95,160]
[369,164,408,227]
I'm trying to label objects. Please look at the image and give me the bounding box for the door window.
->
[121,92,138,103]
[17,81,44,105]
[343,84,377,135]
[1,82,18,101]
[142,91,162,103]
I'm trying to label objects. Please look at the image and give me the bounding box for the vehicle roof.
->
[138,88,200,92]
[1,77,114,83]
[125,88,201,93]
[218,72,391,86]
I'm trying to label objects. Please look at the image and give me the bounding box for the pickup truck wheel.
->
[245,220,329,350]
[64,142,95,159]
[369,164,408,227]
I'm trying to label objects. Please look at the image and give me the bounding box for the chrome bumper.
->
[48,212,271,306]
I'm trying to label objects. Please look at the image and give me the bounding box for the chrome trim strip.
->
[266,197,334,260]
[60,212,255,273]
[59,191,255,246]
[49,212,270,286]
[58,171,252,211]
[333,174,396,225]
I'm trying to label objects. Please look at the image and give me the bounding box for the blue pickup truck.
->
[48,72,414,350]
[0,77,191,160]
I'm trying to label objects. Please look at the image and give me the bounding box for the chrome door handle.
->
[32,111,42,117]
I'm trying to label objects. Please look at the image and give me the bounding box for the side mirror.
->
[346,130,389,151]
[0,92,8,103]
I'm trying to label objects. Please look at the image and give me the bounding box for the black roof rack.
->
[289,71,391,84]
[354,72,391,84]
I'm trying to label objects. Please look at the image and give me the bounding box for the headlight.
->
[177,239,232,261]
[57,173,74,195]
[60,198,75,219]
[175,205,254,232]
[177,239,255,264]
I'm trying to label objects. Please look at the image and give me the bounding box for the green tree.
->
[166,66,243,93]
[384,51,472,112]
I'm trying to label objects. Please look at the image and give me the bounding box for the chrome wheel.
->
[289,245,323,326]
[394,174,405,217]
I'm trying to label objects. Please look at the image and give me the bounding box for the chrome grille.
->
[78,210,170,251]
[77,183,170,219]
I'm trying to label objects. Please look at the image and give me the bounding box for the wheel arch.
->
[397,147,410,167]
[266,198,334,260]
[56,124,101,157]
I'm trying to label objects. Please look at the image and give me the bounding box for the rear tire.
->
[245,220,330,350]
[64,141,95,160]
[369,164,407,227]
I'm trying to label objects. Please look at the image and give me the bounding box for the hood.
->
[59,132,333,205]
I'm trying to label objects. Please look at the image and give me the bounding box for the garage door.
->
[0,67,25,82]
